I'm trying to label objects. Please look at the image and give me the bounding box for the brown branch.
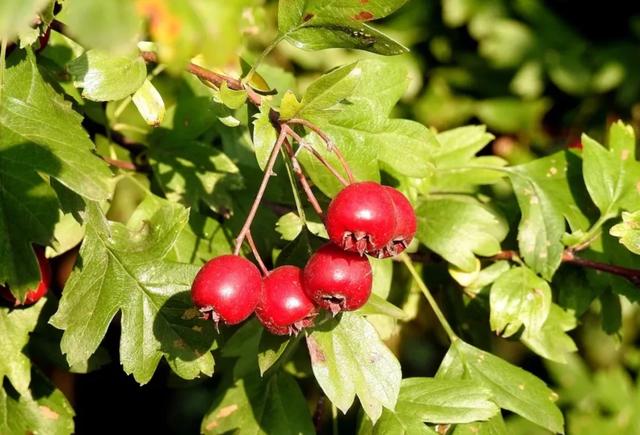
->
[103,157,137,171]
[140,51,262,107]
[233,127,288,255]
[495,249,640,288]
[562,250,640,287]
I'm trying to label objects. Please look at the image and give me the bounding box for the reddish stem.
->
[283,125,348,187]
[287,118,355,184]
[283,138,324,217]
[246,231,268,276]
[233,127,288,255]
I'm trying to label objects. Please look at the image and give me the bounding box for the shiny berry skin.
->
[0,246,51,306]
[256,266,317,335]
[303,244,372,314]
[378,187,417,258]
[191,255,262,325]
[325,182,396,255]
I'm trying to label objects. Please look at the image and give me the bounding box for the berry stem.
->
[283,138,324,217]
[246,231,269,276]
[234,127,288,255]
[399,253,458,342]
[287,118,355,184]
[283,125,349,187]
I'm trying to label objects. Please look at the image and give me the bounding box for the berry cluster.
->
[191,181,416,335]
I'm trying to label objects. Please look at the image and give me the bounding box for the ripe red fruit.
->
[303,244,372,314]
[0,246,51,306]
[191,255,262,325]
[379,186,417,258]
[256,266,317,335]
[325,182,396,255]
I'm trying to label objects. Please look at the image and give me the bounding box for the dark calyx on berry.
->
[325,182,396,256]
[191,255,262,325]
[0,246,51,306]
[303,243,372,314]
[376,186,417,258]
[256,265,317,335]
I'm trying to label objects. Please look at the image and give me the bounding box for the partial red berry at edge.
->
[303,244,372,314]
[325,182,396,256]
[0,246,51,306]
[191,255,262,325]
[378,186,417,258]
[256,265,317,335]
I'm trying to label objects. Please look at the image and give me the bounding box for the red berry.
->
[378,187,417,258]
[303,244,372,314]
[256,266,317,335]
[191,255,262,325]
[1,246,51,306]
[325,182,396,255]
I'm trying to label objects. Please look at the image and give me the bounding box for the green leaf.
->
[275,212,304,241]
[359,411,437,435]
[437,340,564,433]
[298,59,434,195]
[358,293,408,320]
[0,301,44,396]
[278,0,408,55]
[149,137,243,215]
[0,51,111,293]
[132,79,165,126]
[252,104,278,170]
[201,372,314,434]
[168,212,233,264]
[452,414,508,435]
[61,0,141,53]
[50,200,216,384]
[0,370,75,435]
[521,304,577,363]
[610,211,640,254]
[509,151,589,280]
[257,333,297,376]
[297,62,362,119]
[306,312,401,423]
[218,81,247,110]
[68,50,147,101]
[361,378,499,434]
[396,378,499,424]
[0,0,49,40]
[582,122,640,216]
[416,195,508,272]
[489,266,552,338]
[433,125,495,167]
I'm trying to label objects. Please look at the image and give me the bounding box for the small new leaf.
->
[610,211,640,255]
[582,121,640,216]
